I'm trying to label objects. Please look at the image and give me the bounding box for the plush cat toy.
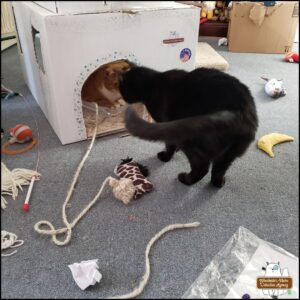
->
[114,157,153,200]
[261,77,286,99]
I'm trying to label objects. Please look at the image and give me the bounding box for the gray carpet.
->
[1,39,299,299]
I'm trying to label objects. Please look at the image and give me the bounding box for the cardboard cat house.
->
[12,1,200,144]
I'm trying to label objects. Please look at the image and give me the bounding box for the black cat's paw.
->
[211,176,226,188]
[157,151,172,162]
[178,173,194,185]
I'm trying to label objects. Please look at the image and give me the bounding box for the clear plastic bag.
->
[182,226,299,299]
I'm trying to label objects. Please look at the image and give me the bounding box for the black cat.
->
[119,66,258,187]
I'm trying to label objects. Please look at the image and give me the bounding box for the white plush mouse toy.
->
[261,77,286,99]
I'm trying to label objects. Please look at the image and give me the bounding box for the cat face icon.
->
[262,262,282,277]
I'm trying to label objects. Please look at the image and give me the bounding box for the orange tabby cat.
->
[81,60,131,109]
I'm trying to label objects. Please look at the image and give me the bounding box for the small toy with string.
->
[1,162,41,211]
[1,124,38,155]
[2,93,41,213]
[1,84,19,100]
[22,175,37,212]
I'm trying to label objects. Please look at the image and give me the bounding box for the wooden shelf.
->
[199,20,229,37]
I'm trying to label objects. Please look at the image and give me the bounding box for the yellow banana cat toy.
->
[257,133,294,157]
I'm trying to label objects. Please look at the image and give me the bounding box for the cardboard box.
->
[12,2,200,144]
[33,1,184,14]
[228,1,298,54]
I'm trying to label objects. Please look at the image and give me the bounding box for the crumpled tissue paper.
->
[68,259,102,290]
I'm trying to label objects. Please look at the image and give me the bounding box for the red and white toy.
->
[283,52,299,63]
[2,124,37,155]
[9,124,33,144]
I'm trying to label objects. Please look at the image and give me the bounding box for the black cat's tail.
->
[125,107,250,144]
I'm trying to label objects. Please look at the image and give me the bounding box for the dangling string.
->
[18,92,41,173]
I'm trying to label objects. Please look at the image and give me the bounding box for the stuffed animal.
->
[201,1,215,18]
[212,1,231,22]
[114,157,153,200]
[261,77,286,99]
[284,52,299,63]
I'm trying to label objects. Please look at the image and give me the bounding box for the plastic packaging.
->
[182,226,299,299]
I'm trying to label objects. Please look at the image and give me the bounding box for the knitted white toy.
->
[261,77,286,99]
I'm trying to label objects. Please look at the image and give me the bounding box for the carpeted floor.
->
[1,39,299,299]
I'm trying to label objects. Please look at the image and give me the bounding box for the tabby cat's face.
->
[103,61,131,90]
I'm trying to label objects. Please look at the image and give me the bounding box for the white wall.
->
[294,20,299,43]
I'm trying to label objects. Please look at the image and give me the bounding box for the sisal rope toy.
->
[28,103,200,298]
[1,230,24,257]
[34,103,151,246]
[1,124,38,155]
[114,157,153,200]
[108,222,201,299]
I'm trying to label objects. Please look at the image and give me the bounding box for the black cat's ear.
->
[117,70,125,83]
[115,66,130,83]
[125,60,138,69]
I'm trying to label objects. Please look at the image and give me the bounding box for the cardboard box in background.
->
[228,1,298,54]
